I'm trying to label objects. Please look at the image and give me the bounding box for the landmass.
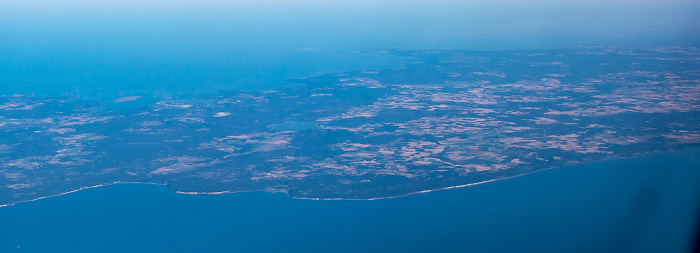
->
[1,44,700,206]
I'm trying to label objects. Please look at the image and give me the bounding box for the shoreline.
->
[1,147,698,208]
[0,182,167,208]
[290,178,501,201]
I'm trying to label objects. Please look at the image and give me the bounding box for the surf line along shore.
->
[3,147,699,207]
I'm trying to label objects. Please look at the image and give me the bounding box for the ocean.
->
[1,148,698,252]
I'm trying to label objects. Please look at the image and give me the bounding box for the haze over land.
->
[2,44,700,205]
[2,0,700,99]
[1,2,700,253]
[1,0,700,206]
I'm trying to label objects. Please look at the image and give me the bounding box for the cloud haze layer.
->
[2,0,699,49]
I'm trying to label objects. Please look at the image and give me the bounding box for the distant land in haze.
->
[3,1,700,253]
[1,43,699,206]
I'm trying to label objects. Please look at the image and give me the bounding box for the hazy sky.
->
[2,0,699,50]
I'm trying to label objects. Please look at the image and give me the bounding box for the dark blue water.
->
[1,149,698,253]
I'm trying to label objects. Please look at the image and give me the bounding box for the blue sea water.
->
[1,148,698,253]
[2,1,700,252]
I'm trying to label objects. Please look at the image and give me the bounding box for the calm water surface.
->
[1,149,698,253]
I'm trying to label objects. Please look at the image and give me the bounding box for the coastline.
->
[0,182,167,208]
[290,179,500,201]
[1,147,698,208]
[0,177,509,207]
